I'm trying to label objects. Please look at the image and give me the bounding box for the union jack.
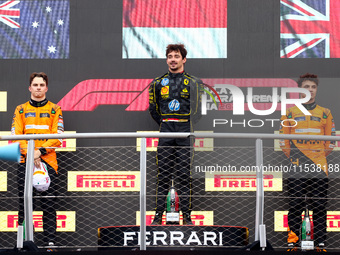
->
[280,0,340,58]
[0,0,20,28]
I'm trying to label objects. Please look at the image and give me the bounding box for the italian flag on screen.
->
[122,0,227,59]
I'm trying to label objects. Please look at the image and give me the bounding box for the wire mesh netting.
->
[263,146,340,250]
[0,143,339,250]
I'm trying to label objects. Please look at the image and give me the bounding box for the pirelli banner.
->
[0,211,76,232]
[136,131,214,152]
[205,171,283,192]
[67,171,140,191]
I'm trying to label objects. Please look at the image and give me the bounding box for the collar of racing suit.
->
[302,101,317,110]
[29,98,48,107]
[168,71,185,78]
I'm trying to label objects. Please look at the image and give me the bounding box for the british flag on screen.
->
[0,0,69,59]
[122,0,227,59]
[280,0,340,58]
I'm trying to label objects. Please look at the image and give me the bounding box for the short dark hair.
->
[30,72,48,86]
[297,73,318,87]
[166,44,187,59]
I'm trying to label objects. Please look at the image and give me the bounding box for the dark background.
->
[1,0,340,250]
[1,0,339,145]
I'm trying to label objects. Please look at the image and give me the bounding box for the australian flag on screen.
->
[0,0,69,59]
[280,0,340,58]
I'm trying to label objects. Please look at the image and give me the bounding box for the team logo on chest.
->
[161,86,169,99]
[25,112,36,118]
[161,86,169,95]
[181,88,189,98]
[161,78,169,86]
[40,113,50,118]
[169,99,180,111]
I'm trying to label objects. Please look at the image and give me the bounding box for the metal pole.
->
[139,138,147,250]
[24,139,35,242]
[2,132,340,142]
[16,226,23,249]
[255,138,264,241]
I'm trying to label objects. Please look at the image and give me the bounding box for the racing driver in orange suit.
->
[279,73,335,251]
[11,72,63,248]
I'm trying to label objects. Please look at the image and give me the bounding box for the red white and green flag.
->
[122,0,227,59]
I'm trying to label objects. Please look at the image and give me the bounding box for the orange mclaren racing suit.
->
[11,98,63,244]
[279,102,335,245]
[11,98,64,172]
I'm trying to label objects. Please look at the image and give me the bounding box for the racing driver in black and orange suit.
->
[11,72,63,247]
[279,73,335,251]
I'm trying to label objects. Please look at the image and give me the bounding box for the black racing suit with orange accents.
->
[11,98,64,244]
[279,102,335,245]
[149,71,203,216]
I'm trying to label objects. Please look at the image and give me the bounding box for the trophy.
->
[166,179,180,224]
[300,199,314,251]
